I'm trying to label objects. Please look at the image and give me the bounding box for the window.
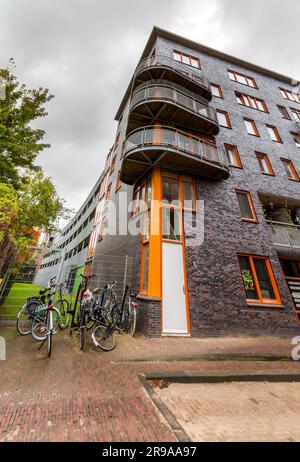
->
[280,87,300,104]
[236,92,268,112]
[277,105,291,120]
[216,110,231,128]
[211,83,223,98]
[173,50,201,68]
[110,156,116,174]
[266,125,282,143]
[225,144,242,168]
[115,171,122,192]
[244,118,259,136]
[115,132,120,149]
[281,158,300,181]
[182,176,196,210]
[256,152,274,175]
[106,183,112,201]
[235,190,257,222]
[162,208,182,241]
[291,132,300,148]
[291,108,300,121]
[228,69,257,88]
[238,255,281,305]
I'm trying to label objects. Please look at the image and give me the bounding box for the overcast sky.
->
[0,0,299,213]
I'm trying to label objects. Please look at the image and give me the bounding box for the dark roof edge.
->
[115,26,299,120]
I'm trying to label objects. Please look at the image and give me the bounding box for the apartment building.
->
[34,175,103,289]
[37,27,300,337]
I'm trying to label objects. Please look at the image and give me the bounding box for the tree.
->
[0,66,53,189]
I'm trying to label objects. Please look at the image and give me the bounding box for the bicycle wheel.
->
[47,313,52,357]
[127,306,137,337]
[57,299,70,330]
[31,308,60,341]
[16,301,39,336]
[92,324,116,351]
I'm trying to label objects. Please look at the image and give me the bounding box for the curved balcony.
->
[127,81,219,135]
[267,221,300,259]
[120,126,229,185]
[133,54,212,101]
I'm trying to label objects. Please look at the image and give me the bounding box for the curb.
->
[144,371,300,384]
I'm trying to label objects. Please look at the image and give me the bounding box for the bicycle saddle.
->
[92,288,101,294]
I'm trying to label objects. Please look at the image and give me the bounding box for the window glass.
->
[211,84,221,97]
[182,54,190,65]
[182,180,195,209]
[162,208,181,241]
[236,191,255,220]
[238,256,258,300]
[267,126,277,141]
[258,156,269,173]
[236,74,247,85]
[256,100,265,111]
[226,146,240,167]
[228,71,235,81]
[253,259,275,299]
[191,57,199,68]
[142,244,149,292]
[217,111,229,127]
[173,51,181,62]
[162,175,179,204]
[245,120,256,135]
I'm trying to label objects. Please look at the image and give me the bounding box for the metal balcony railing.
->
[134,54,210,91]
[267,220,300,258]
[130,83,218,126]
[124,125,228,167]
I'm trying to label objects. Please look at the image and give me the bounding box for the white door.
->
[162,242,188,335]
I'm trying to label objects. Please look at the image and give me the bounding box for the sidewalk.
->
[0,326,299,442]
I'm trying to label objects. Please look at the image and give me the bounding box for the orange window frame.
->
[236,92,268,112]
[244,118,260,137]
[217,110,231,128]
[237,254,282,306]
[235,189,258,223]
[106,183,112,201]
[224,144,243,168]
[281,158,300,182]
[228,69,258,89]
[256,152,274,176]
[266,125,283,143]
[211,83,223,98]
[110,156,116,174]
[173,49,201,69]
[291,132,300,148]
[115,172,122,192]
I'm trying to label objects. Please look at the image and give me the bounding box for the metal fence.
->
[0,251,134,322]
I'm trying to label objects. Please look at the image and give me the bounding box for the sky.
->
[0,0,299,213]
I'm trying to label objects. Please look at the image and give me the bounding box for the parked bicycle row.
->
[16,273,138,357]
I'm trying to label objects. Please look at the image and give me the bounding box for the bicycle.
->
[54,282,70,329]
[114,284,138,337]
[30,280,60,357]
[76,273,99,350]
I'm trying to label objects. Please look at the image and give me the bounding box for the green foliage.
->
[0,66,54,188]
[0,182,18,242]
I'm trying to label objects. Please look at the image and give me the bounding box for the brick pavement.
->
[0,327,299,441]
[156,382,300,442]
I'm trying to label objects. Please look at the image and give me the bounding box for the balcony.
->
[127,81,219,135]
[267,221,300,259]
[133,54,212,101]
[120,125,229,185]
